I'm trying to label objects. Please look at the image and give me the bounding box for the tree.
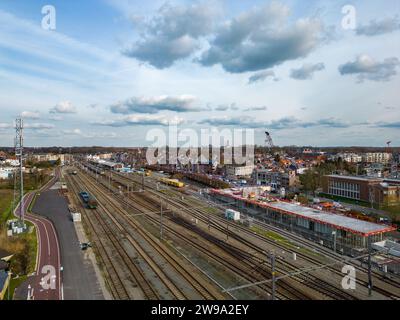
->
[299,169,318,196]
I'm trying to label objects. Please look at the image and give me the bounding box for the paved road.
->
[14,174,62,300]
[32,188,104,300]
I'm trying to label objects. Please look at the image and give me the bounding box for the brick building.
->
[322,175,400,207]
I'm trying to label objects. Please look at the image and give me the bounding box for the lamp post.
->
[367,235,372,296]
[332,230,337,253]
[160,194,163,241]
[270,252,276,300]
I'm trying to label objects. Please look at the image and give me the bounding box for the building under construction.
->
[210,188,395,255]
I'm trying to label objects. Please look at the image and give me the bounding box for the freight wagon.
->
[160,178,185,188]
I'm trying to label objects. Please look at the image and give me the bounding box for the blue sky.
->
[0,0,399,147]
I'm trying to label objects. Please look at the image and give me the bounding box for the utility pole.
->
[270,252,276,301]
[14,118,24,225]
[368,235,372,296]
[332,230,337,253]
[160,194,163,241]
[142,173,145,191]
[226,217,229,241]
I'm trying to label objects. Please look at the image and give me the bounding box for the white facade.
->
[0,159,20,166]
[87,153,112,160]
[30,154,65,164]
[225,165,255,177]
[363,153,391,164]
[0,167,16,179]
[335,153,363,163]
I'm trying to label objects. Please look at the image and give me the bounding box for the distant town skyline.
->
[0,0,399,147]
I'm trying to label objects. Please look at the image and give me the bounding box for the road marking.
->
[48,220,62,299]
[19,174,61,300]
[36,219,51,256]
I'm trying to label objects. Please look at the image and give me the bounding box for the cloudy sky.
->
[0,0,399,147]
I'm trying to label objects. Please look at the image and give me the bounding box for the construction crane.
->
[386,140,398,178]
[265,131,274,150]
[265,131,278,157]
[386,141,392,153]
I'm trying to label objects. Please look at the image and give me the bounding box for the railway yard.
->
[62,162,400,300]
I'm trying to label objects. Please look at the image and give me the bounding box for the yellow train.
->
[160,178,185,188]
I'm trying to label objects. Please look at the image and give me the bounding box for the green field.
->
[0,189,14,225]
[0,189,38,300]
[2,275,27,300]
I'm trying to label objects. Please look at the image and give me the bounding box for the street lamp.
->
[332,230,337,253]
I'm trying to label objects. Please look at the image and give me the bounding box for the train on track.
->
[159,178,185,188]
[79,191,98,209]
[87,164,106,175]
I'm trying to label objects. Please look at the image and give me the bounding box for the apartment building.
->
[363,152,392,164]
[334,153,363,163]
[225,164,255,177]
[255,168,297,189]
[29,154,65,163]
[372,183,400,207]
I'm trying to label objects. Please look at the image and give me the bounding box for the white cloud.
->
[357,17,400,36]
[110,95,200,114]
[25,123,55,130]
[93,114,185,126]
[339,55,399,82]
[62,128,82,135]
[199,3,329,73]
[49,101,77,114]
[48,115,64,121]
[21,111,40,119]
[122,3,220,68]
[0,122,13,129]
[248,70,278,84]
[290,63,325,80]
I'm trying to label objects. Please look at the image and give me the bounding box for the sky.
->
[0,0,399,147]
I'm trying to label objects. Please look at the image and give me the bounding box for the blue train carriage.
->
[79,191,89,203]
[79,191,98,209]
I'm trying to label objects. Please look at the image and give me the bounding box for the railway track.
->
[107,172,357,298]
[147,194,359,300]
[117,190,312,300]
[67,174,134,299]
[169,194,400,299]
[81,168,340,299]
[68,169,225,300]
[105,168,400,299]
